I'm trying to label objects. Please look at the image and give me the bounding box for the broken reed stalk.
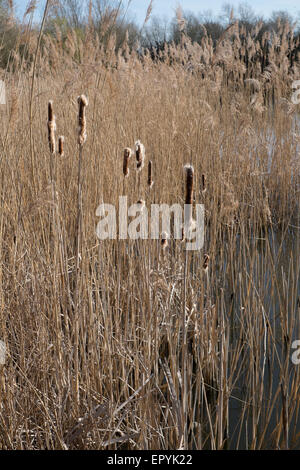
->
[74,94,88,406]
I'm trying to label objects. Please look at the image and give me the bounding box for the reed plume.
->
[78,94,88,146]
[123,147,132,177]
[47,100,56,154]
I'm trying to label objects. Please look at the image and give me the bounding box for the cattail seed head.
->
[135,140,145,172]
[184,164,194,205]
[203,254,210,272]
[202,174,207,194]
[123,147,132,177]
[47,100,56,154]
[78,94,88,146]
[136,199,145,210]
[161,231,169,251]
[58,136,65,157]
[148,160,153,188]
[48,100,54,122]
[182,164,194,241]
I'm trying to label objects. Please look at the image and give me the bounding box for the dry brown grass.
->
[0,18,299,450]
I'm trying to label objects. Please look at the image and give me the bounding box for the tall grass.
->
[0,17,299,450]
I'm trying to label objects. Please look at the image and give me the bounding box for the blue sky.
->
[13,0,300,24]
[128,0,300,23]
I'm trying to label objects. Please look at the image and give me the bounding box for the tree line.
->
[0,0,299,69]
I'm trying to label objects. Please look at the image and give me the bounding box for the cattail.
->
[47,100,56,154]
[58,136,65,157]
[78,94,88,146]
[136,199,145,210]
[123,147,132,177]
[135,140,145,172]
[202,174,207,194]
[183,164,194,240]
[184,164,194,205]
[203,254,210,272]
[148,160,153,188]
[161,231,169,251]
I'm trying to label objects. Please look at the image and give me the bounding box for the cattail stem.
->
[47,100,65,365]
[74,94,88,407]
[180,164,195,449]
[181,248,189,449]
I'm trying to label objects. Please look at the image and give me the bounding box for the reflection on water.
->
[226,228,300,449]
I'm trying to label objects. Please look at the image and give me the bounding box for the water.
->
[226,228,300,449]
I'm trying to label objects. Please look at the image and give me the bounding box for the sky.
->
[13,0,300,24]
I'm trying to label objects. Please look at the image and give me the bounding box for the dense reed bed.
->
[0,17,299,449]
